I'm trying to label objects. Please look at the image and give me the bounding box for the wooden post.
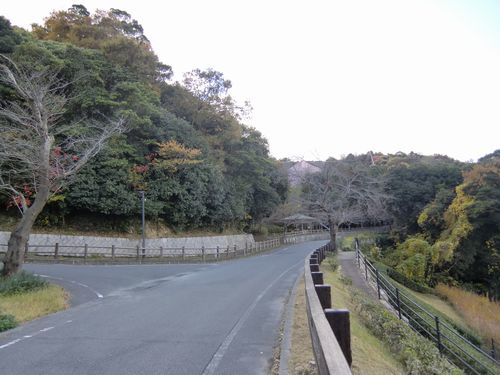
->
[111,245,115,260]
[310,264,320,272]
[244,242,247,256]
[202,246,205,262]
[226,245,230,258]
[24,242,29,257]
[84,244,88,264]
[54,242,59,259]
[311,272,324,285]
[325,309,352,366]
[315,284,331,309]
[136,245,140,262]
[364,256,368,281]
[160,246,163,258]
[234,244,237,257]
[182,246,185,260]
[491,339,496,360]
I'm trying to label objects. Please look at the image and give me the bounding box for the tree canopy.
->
[0,7,288,236]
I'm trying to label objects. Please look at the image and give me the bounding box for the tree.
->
[0,57,125,276]
[32,5,172,83]
[302,158,388,250]
[435,154,500,298]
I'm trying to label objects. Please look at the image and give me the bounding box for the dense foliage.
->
[370,151,499,300]
[0,271,48,295]
[0,7,287,233]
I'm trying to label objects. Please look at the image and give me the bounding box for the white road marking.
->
[0,320,76,351]
[0,339,21,349]
[35,274,104,299]
[202,260,303,375]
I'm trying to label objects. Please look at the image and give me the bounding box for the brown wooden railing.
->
[305,243,352,374]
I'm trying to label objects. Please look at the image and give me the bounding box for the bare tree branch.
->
[0,56,127,276]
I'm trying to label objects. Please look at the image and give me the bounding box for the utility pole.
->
[140,190,145,256]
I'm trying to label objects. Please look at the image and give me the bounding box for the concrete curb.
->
[278,270,304,375]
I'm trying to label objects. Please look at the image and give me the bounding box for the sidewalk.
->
[337,251,377,300]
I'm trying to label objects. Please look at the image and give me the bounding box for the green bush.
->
[386,267,435,294]
[0,271,49,295]
[0,314,17,332]
[349,288,462,374]
[326,256,339,272]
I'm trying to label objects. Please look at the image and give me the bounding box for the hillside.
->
[0,7,288,234]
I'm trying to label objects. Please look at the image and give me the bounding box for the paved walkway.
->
[337,251,377,300]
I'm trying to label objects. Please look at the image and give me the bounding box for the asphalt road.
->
[0,240,325,375]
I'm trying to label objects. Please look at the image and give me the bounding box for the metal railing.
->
[355,243,499,374]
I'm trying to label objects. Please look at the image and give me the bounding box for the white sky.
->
[2,0,500,161]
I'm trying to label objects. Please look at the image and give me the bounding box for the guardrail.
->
[0,238,281,264]
[355,242,499,375]
[305,243,352,375]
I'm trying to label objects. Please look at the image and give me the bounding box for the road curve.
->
[0,240,325,375]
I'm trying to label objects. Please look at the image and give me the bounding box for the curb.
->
[278,270,304,375]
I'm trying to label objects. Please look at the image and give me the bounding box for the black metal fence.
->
[355,243,499,374]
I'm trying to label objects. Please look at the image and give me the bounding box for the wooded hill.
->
[370,151,499,300]
[0,7,498,298]
[0,6,288,233]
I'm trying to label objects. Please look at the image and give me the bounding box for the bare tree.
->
[0,57,126,276]
[301,158,388,250]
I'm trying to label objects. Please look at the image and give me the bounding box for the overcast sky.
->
[3,0,500,161]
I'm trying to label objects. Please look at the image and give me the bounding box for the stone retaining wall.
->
[0,232,255,254]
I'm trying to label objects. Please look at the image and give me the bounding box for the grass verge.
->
[0,284,68,323]
[288,278,317,375]
[321,260,405,375]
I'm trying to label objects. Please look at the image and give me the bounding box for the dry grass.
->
[436,283,500,344]
[322,264,404,375]
[386,277,470,332]
[288,278,317,375]
[0,285,69,323]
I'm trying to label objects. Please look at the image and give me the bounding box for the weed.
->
[0,271,48,295]
[0,314,17,332]
[339,273,353,286]
[326,257,339,272]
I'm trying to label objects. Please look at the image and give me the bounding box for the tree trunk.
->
[328,217,338,252]
[2,187,50,276]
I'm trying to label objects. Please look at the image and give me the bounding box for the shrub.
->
[370,245,382,259]
[0,271,49,295]
[386,267,435,294]
[326,256,339,272]
[349,288,461,374]
[0,314,17,332]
